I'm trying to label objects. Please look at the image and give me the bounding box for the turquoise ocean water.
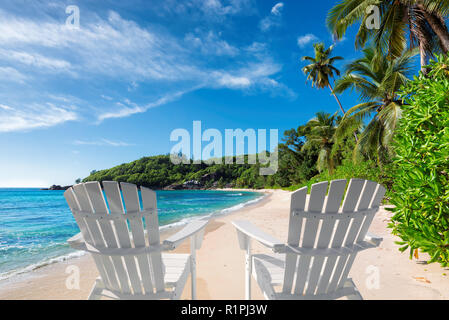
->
[0,188,262,280]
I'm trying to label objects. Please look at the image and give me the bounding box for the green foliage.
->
[389,55,449,266]
[302,43,343,89]
[334,46,418,164]
[285,159,394,195]
[83,154,289,190]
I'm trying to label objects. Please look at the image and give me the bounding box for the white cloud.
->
[259,2,284,31]
[297,34,319,48]
[0,6,294,128]
[0,49,71,72]
[0,104,13,110]
[217,74,251,88]
[185,30,239,56]
[97,89,195,122]
[0,66,28,83]
[0,103,77,132]
[158,0,254,19]
[271,3,284,16]
[73,139,134,147]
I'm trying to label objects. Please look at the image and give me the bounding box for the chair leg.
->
[190,238,197,300]
[346,278,363,300]
[88,278,104,300]
[245,241,252,300]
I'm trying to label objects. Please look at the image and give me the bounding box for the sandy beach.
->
[1,189,449,300]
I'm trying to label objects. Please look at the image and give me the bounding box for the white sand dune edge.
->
[1,189,449,300]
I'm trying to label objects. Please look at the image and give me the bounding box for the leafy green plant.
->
[389,54,449,266]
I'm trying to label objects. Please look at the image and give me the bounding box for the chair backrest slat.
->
[65,182,166,296]
[282,187,307,294]
[64,187,113,290]
[306,179,347,295]
[356,184,386,243]
[84,182,131,294]
[71,183,121,292]
[141,187,165,293]
[102,181,143,295]
[293,181,328,295]
[121,182,157,294]
[283,179,384,298]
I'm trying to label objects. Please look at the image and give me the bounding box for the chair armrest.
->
[67,232,85,250]
[364,232,383,246]
[232,220,285,253]
[163,220,208,250]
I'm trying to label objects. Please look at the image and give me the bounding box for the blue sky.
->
[0,0,417,187]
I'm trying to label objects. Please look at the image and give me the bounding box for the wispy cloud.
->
[271,3,284,15]
[157,0,255,20]
[0,3,295,131]
[97,89,196,122]
[297,34,319,48]
[0,103,77,132]
[259,2,284,32]
[185,30,239,56]
[0,66,28,83]
[73,139,134,147]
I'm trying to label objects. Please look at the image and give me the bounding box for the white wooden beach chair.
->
[64,181,208,300]
[233,179,386,300]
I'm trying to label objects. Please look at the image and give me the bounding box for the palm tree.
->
[333,46,418,163]
[302,43,347,115]
[303,112,339,174]
[327,0,449,71]
[302,43,359,142]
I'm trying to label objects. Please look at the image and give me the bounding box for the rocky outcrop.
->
[164,180,203,190]
[41,185,72,191]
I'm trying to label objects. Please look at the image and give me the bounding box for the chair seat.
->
[251,253,361,300]
[89,253,192,300]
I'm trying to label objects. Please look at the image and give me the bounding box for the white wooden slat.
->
[65,187,115,289]
[307,179,347,295]
[324,180,347,214]
[370,184,386,208]
[120,182,155,294]
[356,184,386,243]
[84,182,131,294]
[121,183,146,246]
[344,180,371,246]
[141,186,166,293]
[71,184,119,291]
[72,184,101,245]
[65,187,112,290]
[294,181,327,295]
[103,181,143,295]
[331,179,365,248]
[84,182,118,247]
[326,179,365,293]
[64,188,93,244]
[282,187,307,294]
[357,180,378,211]
[335,181,379,290]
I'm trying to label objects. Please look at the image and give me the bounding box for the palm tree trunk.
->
[328,83,358,142]
[418,6,449,53]
[328,83,346,114]
[419,41,430,75]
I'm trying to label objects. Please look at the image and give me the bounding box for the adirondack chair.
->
[64,181,208,300]
[233,179,386,300]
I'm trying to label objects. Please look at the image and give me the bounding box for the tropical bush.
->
[389,55,449,266]
[286,159,394,192]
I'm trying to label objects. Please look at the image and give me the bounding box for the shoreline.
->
[0,189,269,290]
[2,188,449,299]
